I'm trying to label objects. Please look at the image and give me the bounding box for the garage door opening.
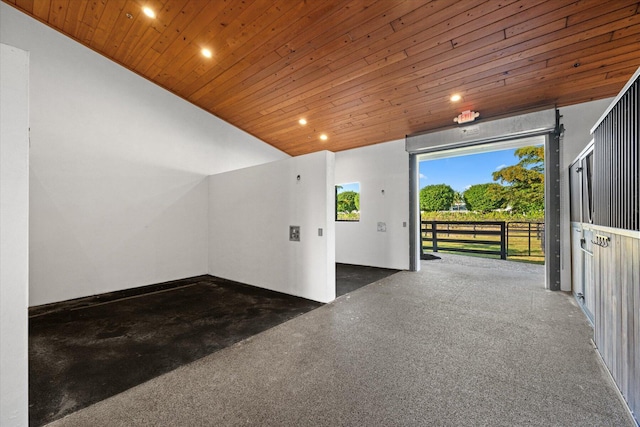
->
[418,139,546,265]
[406,109,561,290]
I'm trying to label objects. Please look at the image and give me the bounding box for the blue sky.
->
[419,148,520,193]
[336,182,360,193]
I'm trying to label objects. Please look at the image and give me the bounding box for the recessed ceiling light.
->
[201,48,212,58]
[319,134,328,141]
[299,118,307,125]
[142,7,155,18]
[450,94,462,102]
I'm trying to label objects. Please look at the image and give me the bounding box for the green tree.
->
[463,183,506,213]
[492,146,544,214]
[337,190,359,212]
[420,184,455,212]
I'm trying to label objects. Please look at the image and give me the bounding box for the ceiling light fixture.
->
[201,48,212,58]
[319,134,328,141]
[142,7,156,18]
[299,118,307,125]
[450,94,462,102]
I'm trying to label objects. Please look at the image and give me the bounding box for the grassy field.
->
[336,212,359,221]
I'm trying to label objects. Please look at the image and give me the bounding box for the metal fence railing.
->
[421,221,506,260]
[421,220,545,261]
[505,221,544,257]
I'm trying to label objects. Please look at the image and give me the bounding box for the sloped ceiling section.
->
[4,0,640,155]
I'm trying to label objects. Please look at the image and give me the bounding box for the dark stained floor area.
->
[30,265,398,426]
[29,275,321,426]
[335,263,400,297]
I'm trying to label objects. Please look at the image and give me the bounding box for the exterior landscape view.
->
[419,145,545,263]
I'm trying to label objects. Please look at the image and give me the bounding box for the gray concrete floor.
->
[49,254,635,426]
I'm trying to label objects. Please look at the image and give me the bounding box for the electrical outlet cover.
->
[289,225,300,241]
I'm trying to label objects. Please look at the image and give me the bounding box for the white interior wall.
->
[0,43,29,427]
[335,140,410,270]
[1,4,287,306]
[208,151,336,303]
[558,98,613,291]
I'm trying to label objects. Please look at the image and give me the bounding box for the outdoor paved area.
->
[50,254,635,426]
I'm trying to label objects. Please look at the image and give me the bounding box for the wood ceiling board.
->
[221,0,600,125]
[4,0,639,156]
[48,0,69,30]
[162,0,263,82]
[88,0,125,51]
[150,1,225,83]
[228,30,449,120]
[149,0,202,56]
[547,31,640,67]
[210,5,396,110]
[62,1,89,35]
[506,51,640,87]
[232,28,502,132]
[186,1,337,103]
[113,9,152,64]
[170,0,299,94]
[209,0,484,117]
[281,69,626,149]
[13,0,32,11]
[32,0,51,20]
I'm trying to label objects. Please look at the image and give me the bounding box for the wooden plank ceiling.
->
[5,0,640,155]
